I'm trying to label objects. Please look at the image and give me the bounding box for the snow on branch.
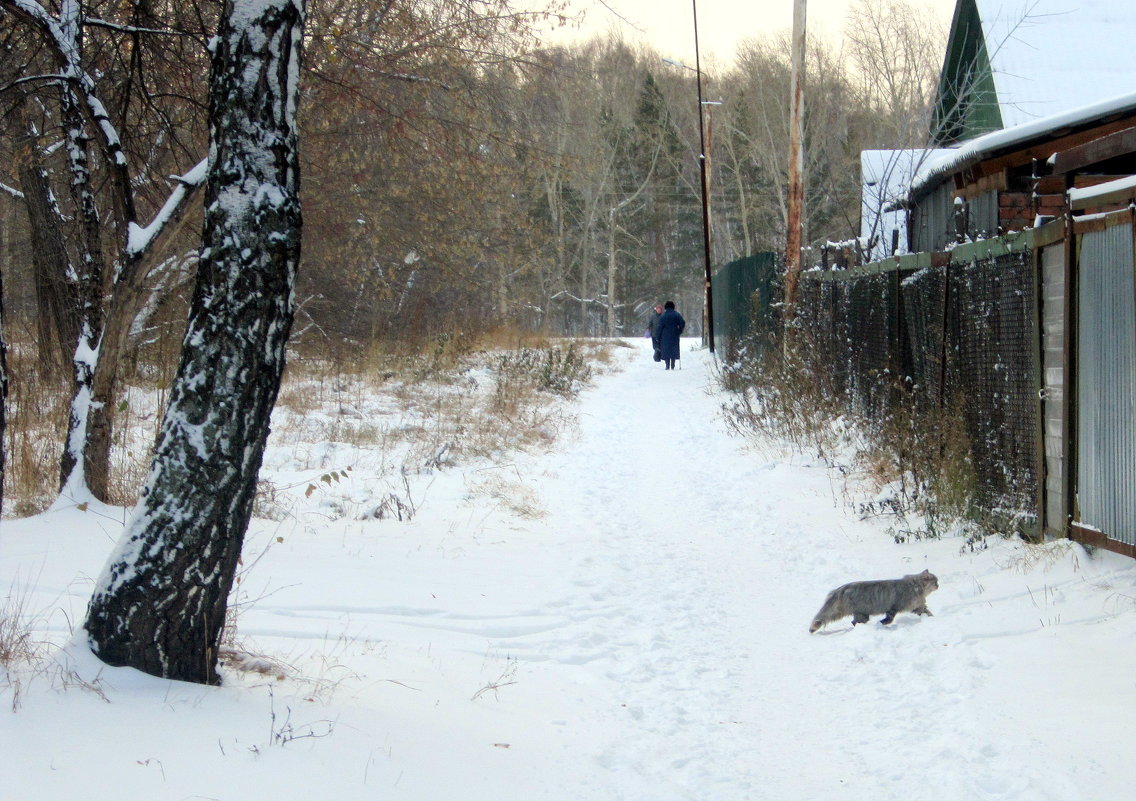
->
[80,17,188,36]
[126,158,208,259]
[5,0,132,199]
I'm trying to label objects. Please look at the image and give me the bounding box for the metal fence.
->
[711,253,779,356]
[791,236,1040,526]
[798,266,910,418]
[714,223,1136,550]
[1077,221,1136,548]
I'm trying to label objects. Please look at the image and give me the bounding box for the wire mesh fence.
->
[942,251,1038,516]
[711,253,780,359]
[718,242,1039,529]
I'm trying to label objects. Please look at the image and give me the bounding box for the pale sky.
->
[539,0,958,65]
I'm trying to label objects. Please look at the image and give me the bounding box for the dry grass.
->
[998,538,1079,574]
[2,340,71,516]
[4,324,612,519]
[466,470,546,519]
[719,334,980,538]
[2,330,174,512]
[719,340,845,459]
[0,584,51,711]
[250,336,607,529]
[0,589,41,670]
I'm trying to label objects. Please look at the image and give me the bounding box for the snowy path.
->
[481,340,1008,800]
[4,338,1136,801]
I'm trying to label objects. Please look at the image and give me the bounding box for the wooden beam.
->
[1071,523,1136,559]
[1052,125,1136,174]
[971,117,1136,178]
[956,168,1008,198]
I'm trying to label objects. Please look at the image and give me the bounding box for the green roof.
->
[931,0,1002,144]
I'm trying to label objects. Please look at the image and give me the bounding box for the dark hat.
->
[664,300,675,309]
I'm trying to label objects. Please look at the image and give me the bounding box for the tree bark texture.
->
[85,0,305,685]
[14,108,81,376]
[18,160,79,375]
[0,243,8,518]
[57,84,108,498]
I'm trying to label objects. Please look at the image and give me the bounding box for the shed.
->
[860,149,943,262]
[933,0,1136,144]
[859,0,1136,556]
[910,92,1136,252]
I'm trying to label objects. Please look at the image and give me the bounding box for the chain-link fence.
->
[711,253,780,357]
[798,267,913,418]
[783,239,1040,526]
[902,250,1039,515]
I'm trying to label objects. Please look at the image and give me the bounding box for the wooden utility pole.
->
[785,0,807,313]
[692,0,715,352]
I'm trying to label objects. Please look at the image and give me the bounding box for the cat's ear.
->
[920,569,931,577]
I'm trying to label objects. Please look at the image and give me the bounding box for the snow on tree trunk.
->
[0,262,8,518]
[3,0,209,507]
[84,0,305,685]
[57,83,106,503]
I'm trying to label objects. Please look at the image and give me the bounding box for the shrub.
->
[719,331,981,538]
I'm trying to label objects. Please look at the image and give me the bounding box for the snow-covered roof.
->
[1069,173,1136,209]
[977,0,1136,128]
[913,89,1136,195]
[861,150,944,259]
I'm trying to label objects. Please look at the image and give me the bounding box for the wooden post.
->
[784,0,807,315]
[693,0,715,352]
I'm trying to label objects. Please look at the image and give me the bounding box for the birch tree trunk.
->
[85,0,305,685]
[0,254,8,518]
[57,83,107,500]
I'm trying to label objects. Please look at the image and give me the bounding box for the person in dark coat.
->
[656,300,685,370]
[649,303,664,361]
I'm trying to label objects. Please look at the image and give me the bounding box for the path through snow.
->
[3,338,1135,800]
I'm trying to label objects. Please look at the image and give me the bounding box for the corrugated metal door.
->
[1076,222,1136,547]
[1040,243,1067,537]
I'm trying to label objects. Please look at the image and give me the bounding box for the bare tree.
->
[845,0,946,148]
[85,0,305,685]
[719,34,865,258]
[1,0,210,503]
[0,255,7,516]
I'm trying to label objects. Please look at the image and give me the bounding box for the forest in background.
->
[0,0,944,510]
[1,0,945,345]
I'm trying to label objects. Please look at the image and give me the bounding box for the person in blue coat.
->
[656,300,685,370]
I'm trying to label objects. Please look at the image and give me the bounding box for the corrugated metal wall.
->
[910,186,999,252]
[968,191,999,238]
[1076,222,1136,547]
[911,183,955,252]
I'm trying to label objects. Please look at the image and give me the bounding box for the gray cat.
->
[809,569,939,633]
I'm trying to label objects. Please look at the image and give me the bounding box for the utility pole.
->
[692,0,715,353]
[785,0,807,315]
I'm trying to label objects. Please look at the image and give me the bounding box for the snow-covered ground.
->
[3,338,1135,800]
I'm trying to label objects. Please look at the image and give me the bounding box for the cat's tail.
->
[808,589,845,633]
